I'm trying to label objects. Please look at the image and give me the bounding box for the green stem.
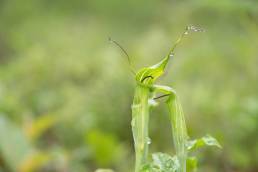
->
[131,84,150,172]
[167,95,188,172]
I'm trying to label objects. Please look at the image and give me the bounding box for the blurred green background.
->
[0,0,258,171]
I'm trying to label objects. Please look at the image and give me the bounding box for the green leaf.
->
[186,135,222,151]
[140,153,180,172]
[135,55,170,85]
[151,153,179,172]
[140,164,154,172]
[186,157,197,172]
[0,116,33,171]
[0,116,50,172]
[25,114,57,141]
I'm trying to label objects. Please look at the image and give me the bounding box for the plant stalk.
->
[131,84,150,172]
[167,94,188,172]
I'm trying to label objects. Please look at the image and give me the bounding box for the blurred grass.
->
[0,0,258,171]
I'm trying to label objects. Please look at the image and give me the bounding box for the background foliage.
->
[0,0,258,171]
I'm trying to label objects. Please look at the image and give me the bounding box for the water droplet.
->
[169,53,174,58]
[147,137,151,145]
[184,31,189,35]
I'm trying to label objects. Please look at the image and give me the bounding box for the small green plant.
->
[99,26,221,172]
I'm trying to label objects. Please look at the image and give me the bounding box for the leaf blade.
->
[186,135,222,151]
